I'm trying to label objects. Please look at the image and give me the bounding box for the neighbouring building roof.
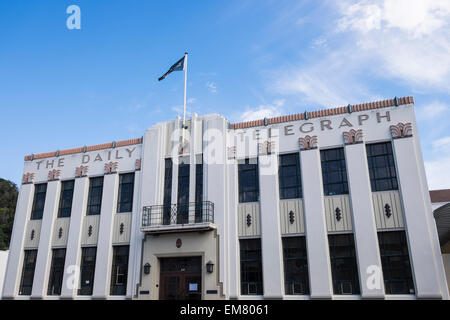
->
[430,189,450,203]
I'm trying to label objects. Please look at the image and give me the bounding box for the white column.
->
[203,116,227,294]
[92,172,119,298]
[300,148,333,299]
[31,180,61,298]
[2,183,34,298]
[126,170,141,299]
[393,137,443,299]
[61,176,89,299]
[258,153,284,298]
[345,143,385,298]
[188,115,197,223]
[227,160,239,299]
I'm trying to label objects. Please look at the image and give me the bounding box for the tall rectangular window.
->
[117,173,135,213]
[19,249,38,295]
[110,245,129,295]
[278,153,302,199]
[378,231,415,294]
[78,247,97,295]
[31,183,47,220]
[366,142,399,192]
[240,239,263,295]
[321,148,349,196]
[47,248,66,295]
[195,161,203,222]
[86,177,103,216]
[58,180,75,218]
[282,237,309,295]
[177,162,190,224]
[163,159,173,225]
[328,234,360,295]
[238,159,259,203]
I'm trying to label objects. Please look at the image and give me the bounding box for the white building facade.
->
[2,96,449,300]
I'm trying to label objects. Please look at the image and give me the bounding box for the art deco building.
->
[2,96,449,300]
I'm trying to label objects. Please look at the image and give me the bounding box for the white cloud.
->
[206,82,217,93]
[416,101,450,121]
[336,0,450,89]
[425,157,450,190]
[239,99,285,122]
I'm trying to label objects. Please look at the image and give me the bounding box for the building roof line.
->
[24,138,142,161]
[230,96,414,130]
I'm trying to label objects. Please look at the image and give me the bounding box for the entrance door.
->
[159,257,202,300]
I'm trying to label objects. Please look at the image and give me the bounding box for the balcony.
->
[141,201,215,234]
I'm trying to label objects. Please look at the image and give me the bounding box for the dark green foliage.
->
[0,178,18,250]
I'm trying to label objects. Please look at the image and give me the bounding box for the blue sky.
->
[0,0,449,189]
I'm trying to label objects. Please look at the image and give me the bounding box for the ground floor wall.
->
[136,230,224,300]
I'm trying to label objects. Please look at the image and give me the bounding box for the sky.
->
[0,0,449,189]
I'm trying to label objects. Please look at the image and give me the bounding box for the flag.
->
[158,55,186,81]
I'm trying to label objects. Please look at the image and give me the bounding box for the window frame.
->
[238,158,260,203]
[320,148,349,196]
[110,245,130,296]
[377,230,415,295]
[278,153,303,200]
[328,233,361,295]
[78,247,97,296]
[366,142,399,192]
[31,183,47,220]
[19,249,38,295]
[117,172,135,213]
[47,248,66,295]
[282,236,309,295]
[239,238,263,296]
[58,180,75,218]
[86,176,104,216]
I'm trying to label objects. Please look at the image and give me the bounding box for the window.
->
[110,245,129,295]
[328,234,360,295]
[86,177,104,216]
[195,161,203,222]
[282,237,309,295]
[366,142,399,192]
[117,173,135,213]
[58,180,75,218]
[240,239,263,295]
[47,249,66,295]
[78,247,97,295]
[378,231,415,294]
[238,159,259,203]
[31,183,47,220]
[177,162,190,224]
[19,249,38,295]
[163,159,173,225]
[321,148,349,196]
[279,153,302,199]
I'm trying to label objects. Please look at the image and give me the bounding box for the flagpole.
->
[183,52,188,128]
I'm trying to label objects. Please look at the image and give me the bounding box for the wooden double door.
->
[159,257,202,300]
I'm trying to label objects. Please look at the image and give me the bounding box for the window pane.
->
[31,184,47,220]
[378,231,415,294]
[240,239,263,295]
[238,159,259,203]
[321,149,348,196]
[19,250,38,295]
[58,180,74,218]
[87,177,104,215]
[117,173,135,213]
[47,249,66,295]
[282,237,309,295]
[110,245,129,295]
[78,247,97,295]
[366,142,398,192]
[328,234,360,295]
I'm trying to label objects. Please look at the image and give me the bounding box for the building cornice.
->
[230,96,414,130]
[24,138,142,161]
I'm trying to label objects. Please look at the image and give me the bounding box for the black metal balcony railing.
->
[142,201,214,228]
